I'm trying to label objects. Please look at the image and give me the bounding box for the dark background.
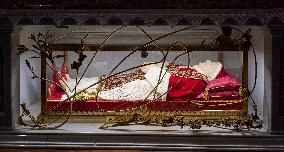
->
[1,0,284,9]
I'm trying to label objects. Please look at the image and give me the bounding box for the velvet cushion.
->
[196,90,240,100]
[206,74,240,92]
[215,67,228,79]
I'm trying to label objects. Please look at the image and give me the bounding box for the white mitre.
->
[193,60,222,81]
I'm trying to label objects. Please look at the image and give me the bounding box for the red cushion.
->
[196,90,240,100]
[47,99,243,111]
[206,75,240,92]
[215,67,228,79]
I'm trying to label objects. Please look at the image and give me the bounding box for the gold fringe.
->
[204,89,209,101]
[239,86,243,97]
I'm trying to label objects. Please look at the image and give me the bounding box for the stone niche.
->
[0,9,284,151]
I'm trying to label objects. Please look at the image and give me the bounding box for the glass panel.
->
[17,25,261,130]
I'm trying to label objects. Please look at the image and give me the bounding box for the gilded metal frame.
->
[18,26,262,130]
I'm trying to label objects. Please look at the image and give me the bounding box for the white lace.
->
[98,79,156,101]
[144,66,170,100]
[61,67,171,101]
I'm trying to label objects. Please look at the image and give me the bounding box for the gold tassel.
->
[239,86,243,97]
[204,89,209,101]
[47,88,51,98]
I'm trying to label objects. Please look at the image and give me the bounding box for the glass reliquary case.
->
[18,25,262,130]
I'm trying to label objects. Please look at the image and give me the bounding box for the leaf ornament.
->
[17,45,30,55]
[25,59,33,72]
